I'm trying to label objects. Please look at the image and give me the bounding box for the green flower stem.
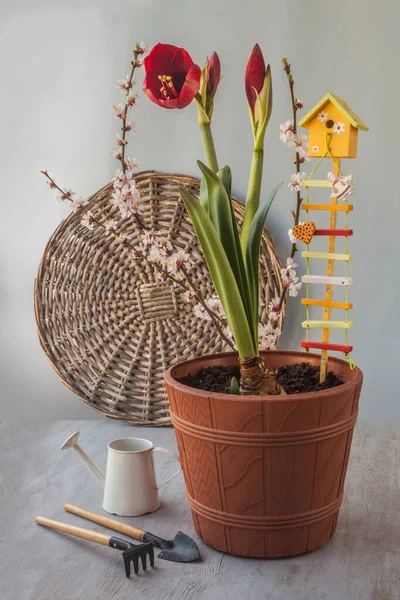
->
[240,146,264,255]
[199,121,219,173]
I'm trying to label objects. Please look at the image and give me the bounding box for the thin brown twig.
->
[277,59,302,311]
[120,51,139,175]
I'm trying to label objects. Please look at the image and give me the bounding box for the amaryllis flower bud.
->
[244,44,272,143]
[245,44,266,113]
[143,43,201,109]
[206,51,221,98]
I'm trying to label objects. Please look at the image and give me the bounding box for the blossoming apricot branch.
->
[42,169,234,350]
[273,58,308,315]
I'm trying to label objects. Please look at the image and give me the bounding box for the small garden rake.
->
[35,516,155,577]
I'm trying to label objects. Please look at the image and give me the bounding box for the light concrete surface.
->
[0,420,399,600]
[0,0,397,420]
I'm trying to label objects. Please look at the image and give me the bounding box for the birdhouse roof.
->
[298,93,369,131]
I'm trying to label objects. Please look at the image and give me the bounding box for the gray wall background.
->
[0,0,397,420]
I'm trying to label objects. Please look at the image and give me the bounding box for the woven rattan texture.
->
[35,171,285,425]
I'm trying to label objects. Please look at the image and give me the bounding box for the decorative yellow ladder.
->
[300,157,354,382]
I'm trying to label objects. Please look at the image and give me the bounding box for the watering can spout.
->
[61,431,105,489]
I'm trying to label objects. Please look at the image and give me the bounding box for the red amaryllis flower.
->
[143,43,201,109]
[245,43,266,112]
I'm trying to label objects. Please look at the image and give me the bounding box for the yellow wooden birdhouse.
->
[298,93,369,159]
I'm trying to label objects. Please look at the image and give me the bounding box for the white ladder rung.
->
[301,275,353,286]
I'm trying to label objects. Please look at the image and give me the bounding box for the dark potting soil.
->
[178,361,343,395]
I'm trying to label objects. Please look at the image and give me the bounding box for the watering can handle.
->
[152,447,182,490]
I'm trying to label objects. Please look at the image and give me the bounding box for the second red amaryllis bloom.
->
[143,43,201,109]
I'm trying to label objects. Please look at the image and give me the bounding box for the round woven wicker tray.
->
[35,171,284,425]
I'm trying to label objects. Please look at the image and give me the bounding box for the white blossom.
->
[104,220,118,235]
[193,303,210,321]
[116,134,128,146]
[206,294,225,319]
[182,290,196,303]
[137,42,148,54]
[72,196,88,211]
[289,172,306,192]
[281,257,298,281]
[118,233,128,244]
[81,212,94,230]
[124,156,138,170]
[117,77,134,91]
[258,322,281,350]
[124,120,135,132]
[268,296,281,322]
[112,103,126,119]
[288,278,302,297]
[288,221,304,244]
[279,120,294,143]
[112,148,122,160]
[288,133,308,154]
[126,92,139,108]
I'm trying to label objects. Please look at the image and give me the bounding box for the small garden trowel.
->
[64,503,200,563]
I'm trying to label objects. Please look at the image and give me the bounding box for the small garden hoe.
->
[35,516,154,577]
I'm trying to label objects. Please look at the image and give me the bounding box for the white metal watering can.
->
[61,431,181,517]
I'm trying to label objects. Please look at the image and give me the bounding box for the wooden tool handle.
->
[35,516,111,546]
[64,503,145,541]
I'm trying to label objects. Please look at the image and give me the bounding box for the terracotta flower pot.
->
[164,350,363,558]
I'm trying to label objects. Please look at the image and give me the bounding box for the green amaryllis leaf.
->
[246,183,282,348]
[197,161,253,334]
[217,164,232,197]
[199,175,209,215]
[179,186,256,359]
[230,376,240,395]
